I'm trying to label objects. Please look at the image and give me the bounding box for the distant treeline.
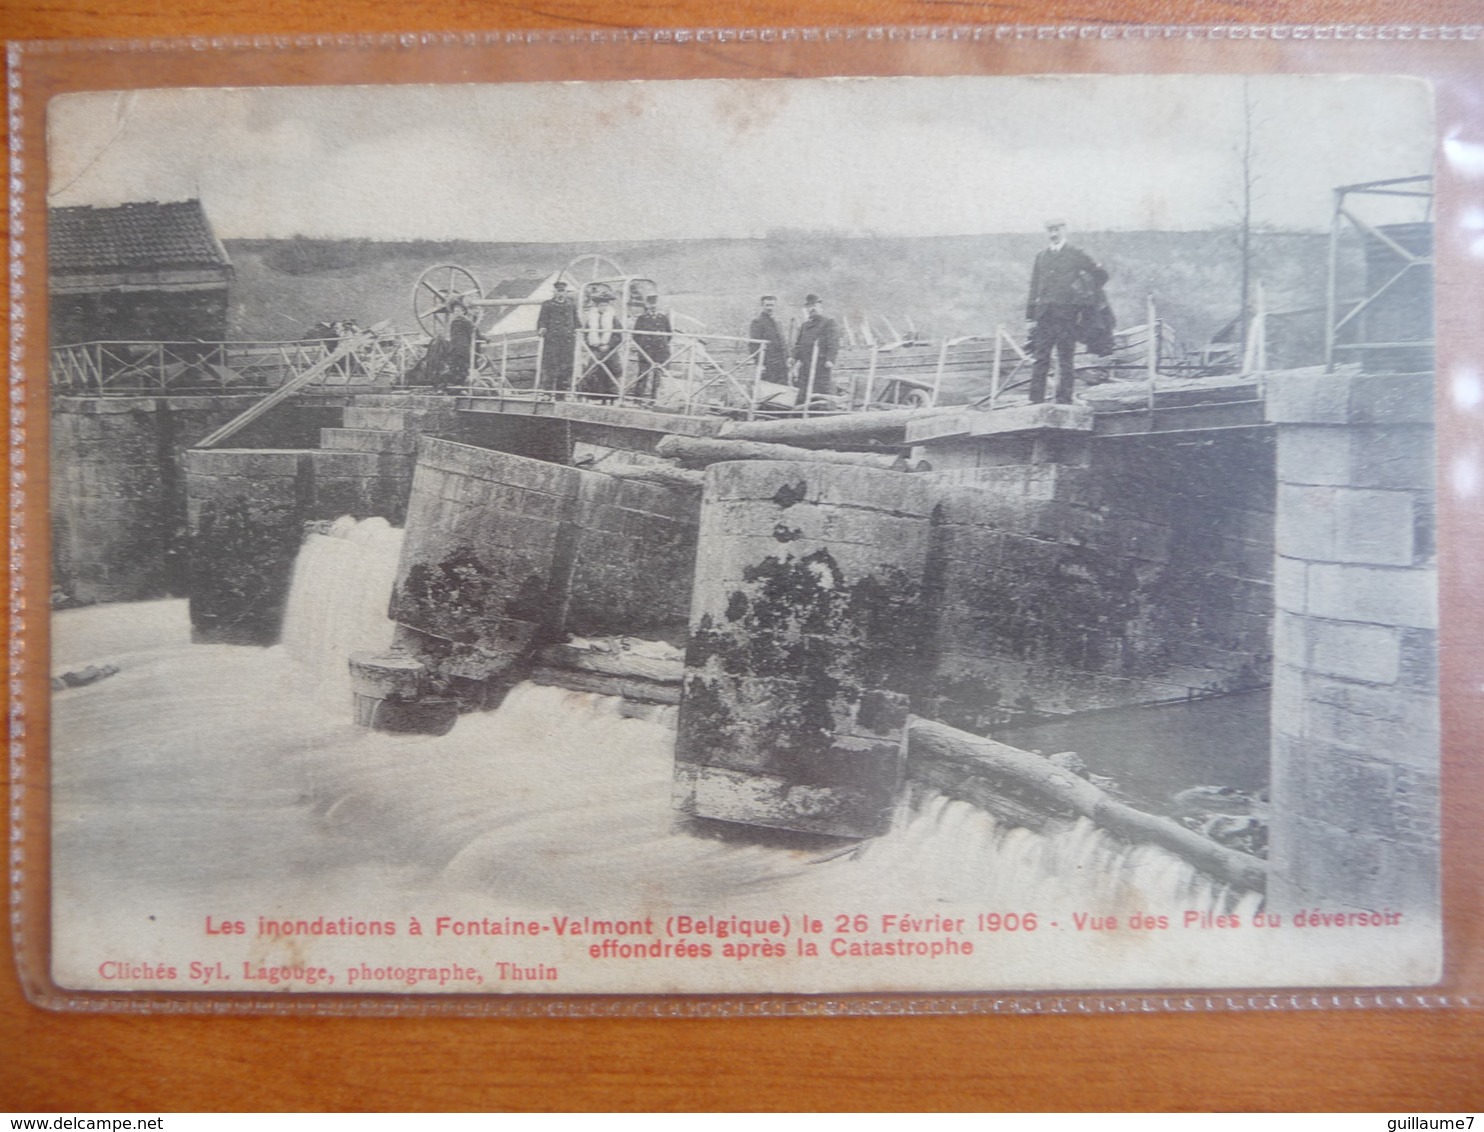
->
[224,230,1357,354]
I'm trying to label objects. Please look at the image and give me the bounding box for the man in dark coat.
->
[536,281,579,392]
[791,293,840,397]
[747,295,789,386]
[1026,219,1109,405]
[438,301,477,390]
[630,292,672,400]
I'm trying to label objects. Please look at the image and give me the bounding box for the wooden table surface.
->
[5,0,1484,1113]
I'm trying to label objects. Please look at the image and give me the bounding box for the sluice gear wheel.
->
[413,264,485,336]
[562,253,630,311]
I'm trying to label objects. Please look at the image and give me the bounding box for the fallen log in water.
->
[716,406,958,448]
[656,433,905,471]
[905,717,1267,895]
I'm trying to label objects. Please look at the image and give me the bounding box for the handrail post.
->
[804,343,818,418]
[1146,294,1158,413]
[616,334,629,408]
[933,339,948,408]
[1325,186,1343,372]
[748,340,763,421]
[991,325,1003,410]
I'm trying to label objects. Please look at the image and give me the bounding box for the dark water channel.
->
[994,689,1270,816]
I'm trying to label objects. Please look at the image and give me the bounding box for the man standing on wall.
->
[1026,219,1108,405]
[748,295,789,387]
[438,300,476,391]
[630,291,672,401]
[579,286,624,397]
[536,280,579,393]
[791,293,840,398]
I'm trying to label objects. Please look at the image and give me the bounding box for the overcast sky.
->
[47,74,1434,241]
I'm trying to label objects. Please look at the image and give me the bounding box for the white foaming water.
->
[277,516,404,705]
[55,520,1447,995]
[51,517,1259,926]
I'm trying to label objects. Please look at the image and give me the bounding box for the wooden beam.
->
[717,405,956,448]
[906,717,1267,894]
[656,433,906,471]
[193,329,375,449]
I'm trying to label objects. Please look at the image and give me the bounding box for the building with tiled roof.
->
[49,199,234,346]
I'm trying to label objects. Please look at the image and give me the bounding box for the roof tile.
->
[49,199,231,275]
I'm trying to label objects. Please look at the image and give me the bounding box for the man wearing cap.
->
[791,293,840,397]
[747,295,790,387]
[630,292,672,400]
[1026,219,1108,405]
[536,280,579,392]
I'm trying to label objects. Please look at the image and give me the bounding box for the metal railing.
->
[1324,174,1434,372]
[50,333,426,395]
[456,327,785,420]
[977,297,1185,410]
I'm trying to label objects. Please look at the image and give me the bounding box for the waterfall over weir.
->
[279,516,404,706]
[51,516,1284,995]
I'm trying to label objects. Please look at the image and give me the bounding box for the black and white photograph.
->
[45,72,1442,996]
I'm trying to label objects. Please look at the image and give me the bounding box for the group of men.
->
[742,219,1110,407]
[305,317,369,378]
[747,293,841,398]
[533,281,673,398]
[532,284,845,402]
[460,217,1109,406]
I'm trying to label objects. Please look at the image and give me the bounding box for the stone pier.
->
[908,401,1275,731]
[388,437,699,687]
[51,394,338,604]
[674,461,934,838]
[181,446,408,644]
[1265,370,1439,917]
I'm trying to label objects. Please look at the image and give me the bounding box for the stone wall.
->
[918,423,1275,732]
[182,446,405,644]
[1265,370,1438,917]
[317,398,463,525]
[52,395,339,604]
[675,461,934,838]
[389,437,699,683]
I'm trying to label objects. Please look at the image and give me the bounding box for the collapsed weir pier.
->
[50,364,1438,916]
[42,182,1443,957]
[52,359,1442,913]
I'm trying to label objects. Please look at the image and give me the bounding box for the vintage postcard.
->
[38,68,1450,1001]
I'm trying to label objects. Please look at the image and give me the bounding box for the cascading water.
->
[62,512,1371,996]
[265,517,1261,917]
[278,516,405,706]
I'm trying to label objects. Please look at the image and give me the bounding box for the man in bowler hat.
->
[791,293,840,397]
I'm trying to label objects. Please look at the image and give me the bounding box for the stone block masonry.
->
[1266,368,1438,918]
[52,394,343,604]
[316,398,467,525]
[675,461,935,838]
[182,446,405,645]
[389,438,700,687]
[915,425,1276,732]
